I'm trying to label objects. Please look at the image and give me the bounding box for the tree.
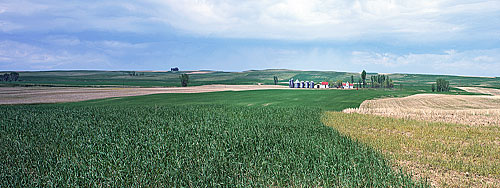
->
[2,73,10,82]
[436,79,449,92]
[10,72,19,81]
[431,84,436,92]
[335,80,343,88]
[179,74,189,87]
[351,75,354,84]
[361,70,366,88]
[273,76,278,85]
[328,80,335,88]
[370,76,374,88]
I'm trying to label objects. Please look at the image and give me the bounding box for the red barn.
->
[342,82,354,89]
[320,82,329,88]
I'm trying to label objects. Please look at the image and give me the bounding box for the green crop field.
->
[0,104,429,187]
[79,89,423,111]
[2,69,498,89]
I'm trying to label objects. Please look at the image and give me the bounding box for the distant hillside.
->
[1,69,498,89]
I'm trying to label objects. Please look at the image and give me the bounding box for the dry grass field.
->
[0,85,289,104]
[343,89,500,126]
[336,87,500,187]
[323,112,500,188]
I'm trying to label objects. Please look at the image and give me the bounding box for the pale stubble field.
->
[330,87,500,187]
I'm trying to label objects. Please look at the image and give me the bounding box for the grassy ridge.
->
[0,105,428,187]
[3,69,498,88]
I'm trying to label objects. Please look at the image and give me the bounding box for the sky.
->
[0,0,499,76]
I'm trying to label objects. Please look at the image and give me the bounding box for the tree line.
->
[1,72,20,82]
[126,71,144,76]
[358,70,394,88]
[369,75,394,88]
[432,78,450,92]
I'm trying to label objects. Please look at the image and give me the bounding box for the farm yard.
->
[0,70,499,187]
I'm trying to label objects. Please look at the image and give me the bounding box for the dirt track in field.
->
[0,85,289,104]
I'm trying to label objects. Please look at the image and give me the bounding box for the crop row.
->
[0,104,428,187]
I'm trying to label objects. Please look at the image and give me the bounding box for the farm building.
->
[342,82,354,89]
[320,82,329,89]
[288,78,331,89]
[289,78,315,88]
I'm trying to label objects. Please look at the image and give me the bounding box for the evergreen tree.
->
[361,70,366,88]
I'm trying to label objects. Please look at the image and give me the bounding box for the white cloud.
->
[350,49,500,76]
[43,35,81,46]
[149,0,500,40]
[0,40,111,70]
[1,0,498,40]
[0,0,49,15]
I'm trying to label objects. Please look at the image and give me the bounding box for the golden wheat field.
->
[343,92,500,126]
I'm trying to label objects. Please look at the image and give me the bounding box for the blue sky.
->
[0,0,499,76]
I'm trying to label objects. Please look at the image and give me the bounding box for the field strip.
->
[457,87,500,96]
[344,92,500,126]
[0,85,290,104]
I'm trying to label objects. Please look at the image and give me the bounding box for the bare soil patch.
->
[186,71,213,74]
[0,85,289,104]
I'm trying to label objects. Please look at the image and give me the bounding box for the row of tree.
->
[1,72,19,82]
[359,70,394,88]
[369,75,394,88]
[127,71,145,76]
[432,79,450,92]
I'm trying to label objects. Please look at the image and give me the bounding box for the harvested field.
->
[343,93,500,126]
[458,87,500,96]
[0,85,289,104]
[323,112,500,188]
[338,87,500,187]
